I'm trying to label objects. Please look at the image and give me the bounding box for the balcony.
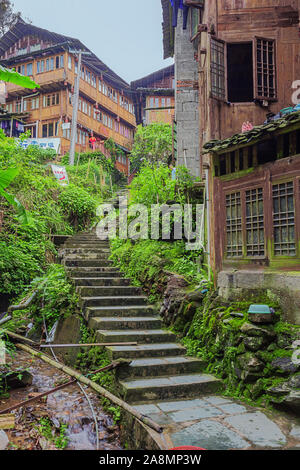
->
[6,69,66,97]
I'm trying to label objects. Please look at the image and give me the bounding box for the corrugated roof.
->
[203,110,300,154]
[0,20,130,92]
[131,64,174,89]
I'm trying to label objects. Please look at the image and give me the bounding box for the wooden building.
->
[131,65,175,126]
[0,20,136,175]
[162,1,300,323]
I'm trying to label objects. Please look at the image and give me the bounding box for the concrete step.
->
[84,305,157,321]
[119,374,223,402]
[66,268,121,277]
[76,286,142,297]
[63,253,111,260]
[72,277,131,287]
[80,296,148,308]
[116,356,207,379]
[64,243,110,248]
[96,329,177,344]
[64,259,114,268]
[89,316,163,330]
[106,343,187,360]
[62,248,111,255]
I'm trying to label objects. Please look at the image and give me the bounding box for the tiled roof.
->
[203,110,300,154]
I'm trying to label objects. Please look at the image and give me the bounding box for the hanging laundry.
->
[169,0,189,29]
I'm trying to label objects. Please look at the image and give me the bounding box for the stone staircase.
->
[61,232,222,406]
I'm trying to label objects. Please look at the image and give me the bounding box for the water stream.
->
[1,350,123,450]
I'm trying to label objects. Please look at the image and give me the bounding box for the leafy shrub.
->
[28,264,79,329]
[0,241,43,295]
[58,184,97,230]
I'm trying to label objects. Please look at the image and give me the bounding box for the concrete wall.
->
[218,270,300,325]
[175,11,200,178]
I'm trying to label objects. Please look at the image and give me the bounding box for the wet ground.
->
[0,351,123,450]
[134,397,300,450]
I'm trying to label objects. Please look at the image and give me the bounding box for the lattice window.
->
[273,182,296,256]
[211,39,226,100]
[255,38,277,100]
[226,192,243,257]
[246,188,265,257]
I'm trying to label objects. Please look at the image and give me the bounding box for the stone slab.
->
[171,420,249,450]
[205,396,232,406]
[225,412,287,448]
[168,406,223,423]
[217,403,248,415]
[157,399,209,412]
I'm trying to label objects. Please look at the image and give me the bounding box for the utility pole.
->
[69,51,82,166]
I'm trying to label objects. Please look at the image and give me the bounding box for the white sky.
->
[11,0,174,83]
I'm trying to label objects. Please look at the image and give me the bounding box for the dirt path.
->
[0,350,123,450]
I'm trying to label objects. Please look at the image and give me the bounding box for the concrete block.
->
[176,111,196,122]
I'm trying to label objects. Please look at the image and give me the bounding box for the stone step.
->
[72,277,131,287]
[64,243,110,248]
[63,253,111,260]
[96,329,177,344]
[84,305,157,321]
[64,259,114,267]
[66,268,121,277]
[62,248,111,255]
[106,343,187,360]
[76,286,142,297]
[119,374,223,402]
[80,295,148,308]
[117,356,207,379]
[89,316,162,330]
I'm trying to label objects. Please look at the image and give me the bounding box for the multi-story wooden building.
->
[0,20,136,175]
[131,65,175,126]
[162,1,300,324]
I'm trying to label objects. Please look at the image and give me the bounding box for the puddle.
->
[0,351,123,450]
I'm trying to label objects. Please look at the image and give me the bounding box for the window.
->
[21,65,25,75]
[31,97,39,110]
[37,61,40,74]
[26,63,33,76]
[46,59,50,72]
[246,188,265,257]
[50,58,54,71]
[190,8,199,39]
[227,43,253,103]
[75,62,78,74]
[211,37,277,103]
[68,56,72,70]
[42,124,48,138]
[43,93,59,107]
[211,38,226,100]
[226,192,243,257]
[60,55,64,68]
[48,122,54,137]
[255,38,276,100]
[273,182,296,256]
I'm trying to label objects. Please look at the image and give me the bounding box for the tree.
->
[130,123,172,172]
[0,0,21,36]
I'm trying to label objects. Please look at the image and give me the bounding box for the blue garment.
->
[169,0,189,29]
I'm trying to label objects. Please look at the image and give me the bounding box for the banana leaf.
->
[0,65,39,89]
[0,168,29,225]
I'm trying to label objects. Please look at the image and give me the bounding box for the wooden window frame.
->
[211,37,277,104]
[254,37,277,102]
[210,38,227,102]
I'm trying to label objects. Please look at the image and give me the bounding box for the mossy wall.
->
[171,290,300,412]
